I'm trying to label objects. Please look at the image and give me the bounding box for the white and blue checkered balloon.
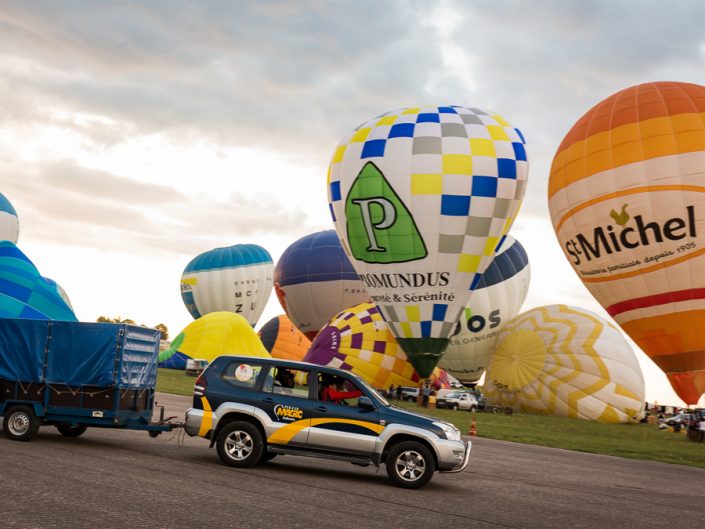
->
[327,106,529,377]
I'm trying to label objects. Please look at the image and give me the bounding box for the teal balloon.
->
[0,241,77,321]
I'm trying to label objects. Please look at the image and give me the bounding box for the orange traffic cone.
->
[468,416,477,437]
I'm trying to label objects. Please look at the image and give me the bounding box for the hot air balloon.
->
[0,193,19,244]
[549,81,705,405]
[42,277,74,312]
[273,230,369,339]
[439,235,530,384]
[258,314,311,361]
[328,105,528,377]
[305,302,451,390]
[484,305,645,423]
[158,311,270,368]
[180,244,273,326]
[0,241,77,321]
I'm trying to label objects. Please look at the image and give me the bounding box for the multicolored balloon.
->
[0,242,76,321]
[440,235,530,384]
[484,305,645,423]
[258,314,311,361]
[328,105,528,377]
[273,230,369,339]
[180,244,273,326]
[0,193,19,244]
[549,81,705,404]
[158,311,270,367]
[305,302,451,390]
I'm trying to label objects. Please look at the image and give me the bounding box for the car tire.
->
[469,406,477,412]
[56,424,88,438]
[216,421,264,468]
[451,404,458,411]
[262,450,278,462]
[386,440,435,489]
[3,405,40,442]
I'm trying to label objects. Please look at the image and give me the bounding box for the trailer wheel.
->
[56,424,88,438]
[3,405,40,442]
[216,421,264,468]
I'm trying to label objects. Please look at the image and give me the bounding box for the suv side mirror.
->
[358,396,375,411]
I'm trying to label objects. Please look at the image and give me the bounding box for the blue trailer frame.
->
[0,319,180,440]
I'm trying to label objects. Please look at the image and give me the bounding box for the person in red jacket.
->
[320,375,362,404]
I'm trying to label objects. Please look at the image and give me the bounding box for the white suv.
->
[436,391,479,411]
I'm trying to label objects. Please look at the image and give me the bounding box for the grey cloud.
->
[0,1,446,154]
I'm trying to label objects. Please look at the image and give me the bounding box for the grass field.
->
[156,368,705,469]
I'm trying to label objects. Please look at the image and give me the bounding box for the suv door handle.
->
[263,397,275,403]
[315,405,328,412]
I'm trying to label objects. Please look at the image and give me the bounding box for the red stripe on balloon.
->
[607,288,705,317]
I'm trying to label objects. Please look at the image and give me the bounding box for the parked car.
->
[184,356,471,488]
[399,386,419,402]
[664,413,692,427]
[436,391,479,411]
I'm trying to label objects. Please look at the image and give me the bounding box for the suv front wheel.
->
[386,440,435,489]
[216,421,264,468]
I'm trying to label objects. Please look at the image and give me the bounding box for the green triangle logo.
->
[345,162,427,264]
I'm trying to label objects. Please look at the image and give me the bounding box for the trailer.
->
[0,318,180,441]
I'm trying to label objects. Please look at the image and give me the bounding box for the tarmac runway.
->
[1,393,702,529]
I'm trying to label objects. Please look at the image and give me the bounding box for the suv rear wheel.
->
[216,421,264,468]
[386,440,435,489]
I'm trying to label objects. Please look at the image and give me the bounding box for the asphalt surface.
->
[1,393,702,529]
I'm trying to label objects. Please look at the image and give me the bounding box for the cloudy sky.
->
[2,1,703,405]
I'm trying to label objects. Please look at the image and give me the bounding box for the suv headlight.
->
[433,421,461,442]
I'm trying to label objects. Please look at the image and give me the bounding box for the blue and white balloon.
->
[180,244,273,326]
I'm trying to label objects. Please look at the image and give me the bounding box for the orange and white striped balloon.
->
[549,81,705,405]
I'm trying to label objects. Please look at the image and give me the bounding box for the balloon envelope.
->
[484,305,645,423]
[0,193,19,244]
[158,311,270,366]
[305,302,451,390]
[0,242,77,321]
[328,105,528,377]
[440,235,530,383]
[549,81,705,404]
[258,314,311,361]
[273,230,369,339]
[180,244,273,326]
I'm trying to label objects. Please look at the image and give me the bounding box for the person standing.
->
[395,384,402,402]
[422,384,431,408]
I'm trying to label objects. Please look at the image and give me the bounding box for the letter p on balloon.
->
[350,197,397,252]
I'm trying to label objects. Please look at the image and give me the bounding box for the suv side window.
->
[318,373,364,406]
[221,361,265,390]
[263,366,311,399]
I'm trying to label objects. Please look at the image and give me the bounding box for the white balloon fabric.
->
[180,244,273,326]
[0,193,19,244]
[484,304,646,423]
[327,105,528,377]
[440,235,530,384]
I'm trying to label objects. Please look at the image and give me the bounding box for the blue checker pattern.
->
[497,159,517,179]
[512,142,527,161]
[471,175,498,197]
[432,304,448,321]
[420,320,432,338]
[329,181,341,201]
[389,123,415,138]
[361,139,386,158]
[417,113,440,123]
[438,107,458,114]
[441,195,471,216]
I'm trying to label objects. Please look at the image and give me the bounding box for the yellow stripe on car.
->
[198,396,213,437]
[267,418,384,445]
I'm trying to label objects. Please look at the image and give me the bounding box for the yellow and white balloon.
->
[484,304,645,423]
